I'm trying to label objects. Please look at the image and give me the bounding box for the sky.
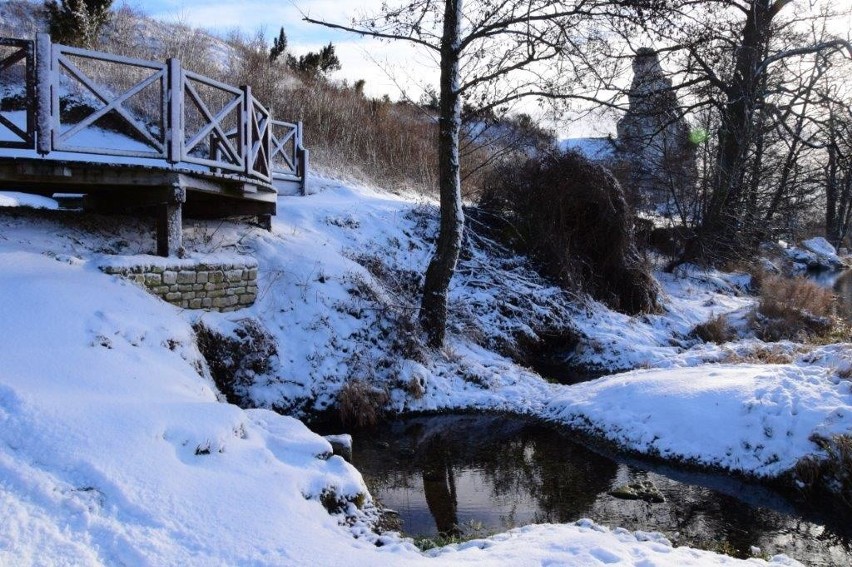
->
[133,0,852,139]
[137,0,432,103]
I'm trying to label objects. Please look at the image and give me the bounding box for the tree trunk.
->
[700,0,773,259]
[419,0,464,348]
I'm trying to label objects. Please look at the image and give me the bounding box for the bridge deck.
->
[0,35,308,256]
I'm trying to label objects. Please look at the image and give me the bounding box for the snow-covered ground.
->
[1,178,849,565]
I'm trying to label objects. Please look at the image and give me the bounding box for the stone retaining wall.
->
[99,255,258,312]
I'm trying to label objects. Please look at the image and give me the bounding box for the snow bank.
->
[0,191,58,210]
[0,249,388,565]
[547,362,852,477]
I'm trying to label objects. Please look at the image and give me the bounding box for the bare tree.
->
[304,0,613,347]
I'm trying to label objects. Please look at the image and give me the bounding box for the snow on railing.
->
[0,34,307,188]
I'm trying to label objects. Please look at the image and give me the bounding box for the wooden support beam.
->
[156,184,185,257]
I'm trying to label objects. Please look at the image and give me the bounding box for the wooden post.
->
[298,147,309,196]
[35,33,51,155]
[242,85,251,177]
[167,58,182,164]
[156,183,185,257]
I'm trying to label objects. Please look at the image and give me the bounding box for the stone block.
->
[239,294,256,304]
[165,292,181,301]
[189,298,203,309]
[201,298,212,308]
[197,271,209,284]
[154,285,170,294]
[180,300,189,308]
[163,271,177,285]
[133,274,145,284]
[233,286,246,295]
[204,282,216,291]
[247,269,258,281]
[183,291,196,300]
[212,297,228,308]
[177,271,196,284]
[208,290,226,299]
[247,285,258,294]
[151,266,165,274]
[225,269,243,283]
[144,273,162,286]
[178,284,194,292]
[192,284,204,291]
[209,271,224,284]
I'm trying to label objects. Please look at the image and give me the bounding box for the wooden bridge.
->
[0,34,308,256]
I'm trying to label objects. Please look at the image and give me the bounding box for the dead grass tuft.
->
[692,314,734,344]
[336,380,389,429]
[752,275,841,342]
[722,345,795,365]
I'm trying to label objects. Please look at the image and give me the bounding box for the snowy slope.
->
[0,176,842,565]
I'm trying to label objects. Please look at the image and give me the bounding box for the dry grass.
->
[721,345,796,365]
[336,380,389,429]
[794,434,852,511]
[692,314,734,344]
[752,275,840,342]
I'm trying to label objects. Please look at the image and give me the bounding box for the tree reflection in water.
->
[351,414,852,564]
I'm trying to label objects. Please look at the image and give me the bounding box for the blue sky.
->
[133,0,431,100]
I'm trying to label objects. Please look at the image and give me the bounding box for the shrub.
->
[692,314,734,344]
[336,380,389,429]
[752,275,839,341]
[479,150,660,315]
[193,318,277,404]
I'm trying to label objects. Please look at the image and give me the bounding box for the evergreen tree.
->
[269,27,287,63]
[45,0,114,48]
[294,43,341,77]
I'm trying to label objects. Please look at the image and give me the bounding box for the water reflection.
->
[351,415,852,565]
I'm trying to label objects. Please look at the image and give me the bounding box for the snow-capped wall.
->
[99,255,258,311]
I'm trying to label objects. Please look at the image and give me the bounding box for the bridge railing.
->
[0,34,306,190]
[0,37,35,150]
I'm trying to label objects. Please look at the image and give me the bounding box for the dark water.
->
[348,414,852,565]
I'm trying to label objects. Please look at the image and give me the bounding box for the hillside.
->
[1,2,851,564]
[2,174,851,563]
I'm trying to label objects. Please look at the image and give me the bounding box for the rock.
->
[785,238,845,271]
[609,479,665,503]
[802,237,836,258]
[323,434,353,462]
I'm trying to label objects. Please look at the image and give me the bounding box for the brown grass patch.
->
[752,275,840,342]
[722,345,795,365]
[336,380,389,429]
[692,314,734,344]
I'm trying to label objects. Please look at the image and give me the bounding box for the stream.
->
[344,414,851,565]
